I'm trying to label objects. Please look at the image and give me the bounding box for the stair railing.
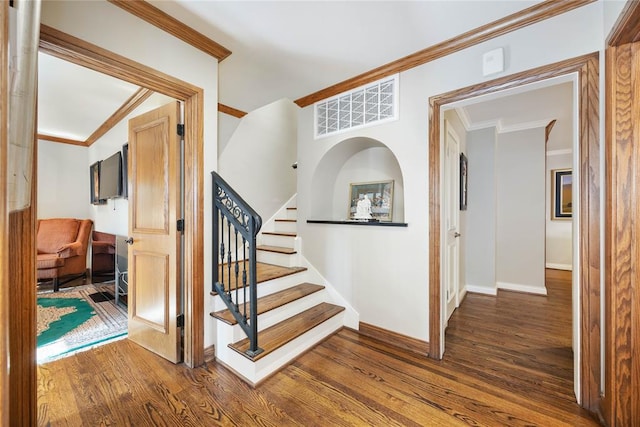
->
[212,171,263,357]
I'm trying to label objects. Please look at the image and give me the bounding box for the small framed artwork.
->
[552,168,572,220]
[90,161,106,205]
[460,153,468,211]
[348,180,394,221]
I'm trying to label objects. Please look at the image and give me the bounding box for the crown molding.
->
[37,134,87,147]
[546,148,572,157]
[218,103,247,118]
[107,0,231,61]
[295,0,595,107]
[86,87,153,146]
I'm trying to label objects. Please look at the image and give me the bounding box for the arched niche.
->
[310,137,404,222]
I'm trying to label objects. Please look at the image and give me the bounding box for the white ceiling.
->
[38,0,573,150]
[457,80,574,150]
[152,0,542,112]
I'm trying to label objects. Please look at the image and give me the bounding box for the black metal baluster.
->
[243,237,247,322]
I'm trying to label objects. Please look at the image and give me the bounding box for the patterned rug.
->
[37,283,127,363]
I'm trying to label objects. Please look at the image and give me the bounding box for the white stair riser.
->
[216,311,344,385]
[219,290,328,342]
[274,220,297,233]
[261,233,296,248]
[257,250,298,267]
[285,209,297,220]
[211,270,313,311]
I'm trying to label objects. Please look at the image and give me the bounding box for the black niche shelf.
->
[306,220,408,227]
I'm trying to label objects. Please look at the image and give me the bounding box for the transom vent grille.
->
[315,75,398,138]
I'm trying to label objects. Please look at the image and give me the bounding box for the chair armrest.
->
[57,241,83,258]
[92,241,116,255]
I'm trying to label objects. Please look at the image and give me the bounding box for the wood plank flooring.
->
[37,269,600,426]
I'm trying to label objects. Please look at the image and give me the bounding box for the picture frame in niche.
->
[460,153,468,211]
[348,180,394,222]
[90,161,106,205]
[552,168,572,220]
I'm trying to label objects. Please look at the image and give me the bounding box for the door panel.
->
[444,121,460,325]
[128,102,181,363]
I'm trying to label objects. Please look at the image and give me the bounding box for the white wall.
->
[297,2,605,342]
[37,140,90,220]
[218,113,241,156]
[496,128,546,294]
[41,0,219,347]
[546,151,573,270]
[464,127,497,294]
[219,98,297,221]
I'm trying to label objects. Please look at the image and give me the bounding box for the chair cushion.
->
[37,219,80,254]
[36,254,65,269]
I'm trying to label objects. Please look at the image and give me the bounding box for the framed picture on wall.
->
[90,161,106,205]
[460,153,468,211]
[552,168,572,220]
[348,180,394,221]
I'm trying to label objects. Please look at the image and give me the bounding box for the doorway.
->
[35,24,204,368]
[428,52,601,412]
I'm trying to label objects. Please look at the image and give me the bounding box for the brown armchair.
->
[91,230,115,281]
[36,218,93,291]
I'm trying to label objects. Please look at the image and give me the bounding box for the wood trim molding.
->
[603,42,640,427]
[218,103,247,119]
[37,133,87,147]
[107,0,231,61]
[358,323,429,356]
[606,0,640,46]
[0,1,9,425]
[545,119,557,143]
[85,87,153,146]
[294,0,595,107]
[36,25,205,365]
[428,52,601,413]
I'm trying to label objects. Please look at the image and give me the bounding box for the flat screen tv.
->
[99,151,122,199]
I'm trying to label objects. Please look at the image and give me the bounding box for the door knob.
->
[125,237,134,245]
[454,232,461,238]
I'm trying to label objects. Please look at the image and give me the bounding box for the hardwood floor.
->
[37,269,600,426]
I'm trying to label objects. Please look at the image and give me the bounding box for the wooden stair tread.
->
[229,302,345,361]
[263,231,296,237]
[210,283,325,325]
[257,245,296,254]
[211,262,307,295]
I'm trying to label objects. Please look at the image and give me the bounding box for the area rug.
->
[37,283,127,363]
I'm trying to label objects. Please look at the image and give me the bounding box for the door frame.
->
[603,1,640,424]
[428,52,601,412]
[38,24,205,367]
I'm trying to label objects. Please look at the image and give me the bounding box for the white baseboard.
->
[465,284,497,296]
[546,263,572,271]
[496,281,548,295]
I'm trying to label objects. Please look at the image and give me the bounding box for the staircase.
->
[210,197,346,385]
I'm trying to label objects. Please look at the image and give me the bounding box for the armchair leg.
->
[53,278,59,292]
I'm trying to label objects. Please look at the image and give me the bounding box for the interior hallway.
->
[37,269,599,426]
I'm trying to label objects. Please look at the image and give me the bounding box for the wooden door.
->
[443,121,461,326]
[127,102,182,363]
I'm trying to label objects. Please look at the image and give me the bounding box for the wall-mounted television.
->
[99,151,122,199]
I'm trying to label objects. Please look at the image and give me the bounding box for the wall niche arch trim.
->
[309,137,405,223]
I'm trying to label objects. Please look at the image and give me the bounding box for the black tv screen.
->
[99,151,122,199]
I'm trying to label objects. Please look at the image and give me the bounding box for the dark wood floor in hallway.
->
[37,269,600,426]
